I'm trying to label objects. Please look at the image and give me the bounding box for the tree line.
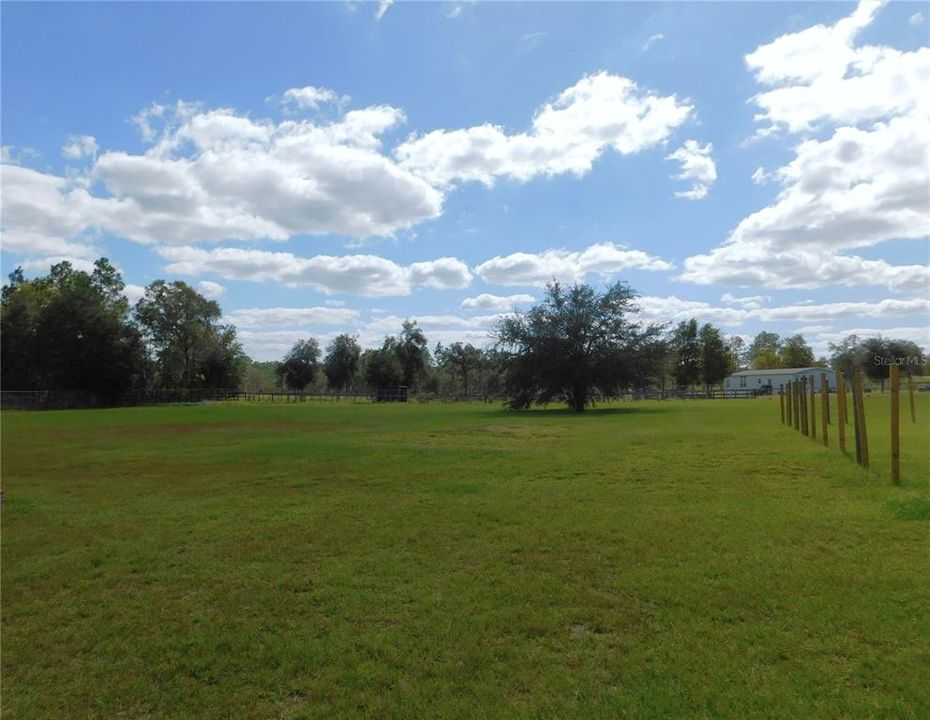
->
[1,260,247,401]
[2,262,924,410]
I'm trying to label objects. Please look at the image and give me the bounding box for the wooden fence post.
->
[891,364,900,485]
[823,373,830,424]
[794,380,801,432]
[786,382,793,426]
[798,380,810,436]
[907,374,916,424]
[809,375,817,441]
[853,369,869,468]
[821,374,829,447]
[780,388,785,424]
[836,373,846,453]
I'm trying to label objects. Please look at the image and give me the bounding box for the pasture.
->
[2,396,929,719]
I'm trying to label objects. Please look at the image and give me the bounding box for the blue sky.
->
[2,1,928,360]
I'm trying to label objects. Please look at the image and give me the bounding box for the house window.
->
[739,376,746,388]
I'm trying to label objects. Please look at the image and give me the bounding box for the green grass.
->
[2,396,929,719]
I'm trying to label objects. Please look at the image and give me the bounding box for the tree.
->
[779,334,814,368]
[323,334,361,392]
[495,280,661,412]
[362,341,403,390]
[134,280,244,388]
[1,260,146,402]
[748,331,781,368]
[277,339,321,390]
[699,323,731,391]
[436,342,483,396]
[828,334,863,380]
[861,337,925,390]
[727,335,748,369]
[672,319,702,388]
[395,320,429,389]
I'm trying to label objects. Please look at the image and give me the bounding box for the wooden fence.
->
[779,368,917,484]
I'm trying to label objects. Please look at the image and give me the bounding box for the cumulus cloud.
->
[2,99,444,259]
[156,246,472,297]
[461,293,536,312]
[909,12,925,26]
[281,86,343,110]
[666,139,716,199]
[681,0,930,294]
[637,295,929,327]
[196,280,225,298]
[750,166,770,185]
[223,306,360,327]
[744,0,929,134]
[475,242,672,287]
[395,71,693,187]
[61,135,98,160]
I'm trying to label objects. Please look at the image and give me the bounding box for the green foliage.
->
[362,342,404,390]
[277,339,322,391]
[496,281,661,411]
[779,333,815,368]
[748,331,781,368]
[323,334,361,392]
[134,280,245,389]
[395,320,430,388]
[672,319,701,388]
[699,323,731,388]
[1,260,146,401]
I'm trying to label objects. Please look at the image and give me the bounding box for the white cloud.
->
[461,293,536,312]
[643,33,665,51]
[3,99,444,252]
[224,306,360,328]
[751,166,770,185]
[447,5,463,18]
[395,71,693,187]
[909,12,925,26]
[156,246,471,297]
[129,102,167,143]
[281,86,343,110]
[746,1,928,133]
[637,295,929,327]
[666,139,716,199]
[61,135,98,160]
[196,280,226,298]
[682,1,930,294]
[0,163,110,261]
[407,257,474,289]
[124,283,147,304]
[375,0,393,21]
[720,293,771,309]
[475,242,673,287]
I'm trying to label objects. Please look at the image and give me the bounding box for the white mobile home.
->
[723,367,837,396]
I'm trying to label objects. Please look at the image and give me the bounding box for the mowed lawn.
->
[2,396,929,719]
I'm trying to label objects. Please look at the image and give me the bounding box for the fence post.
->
[794,380,801,432]
[907,374,916,423]
[798,380,810,435]
[780,388,785,424]
[891,364,900,485]
[786,382,793,426]
[809,375,817,440]
[820,374,829,446]
[836,373,846,453]
[854,369,869,468]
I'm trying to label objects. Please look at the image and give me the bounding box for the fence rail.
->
[1,386,764,411]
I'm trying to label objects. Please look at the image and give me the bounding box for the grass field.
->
[2,396,929,719]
